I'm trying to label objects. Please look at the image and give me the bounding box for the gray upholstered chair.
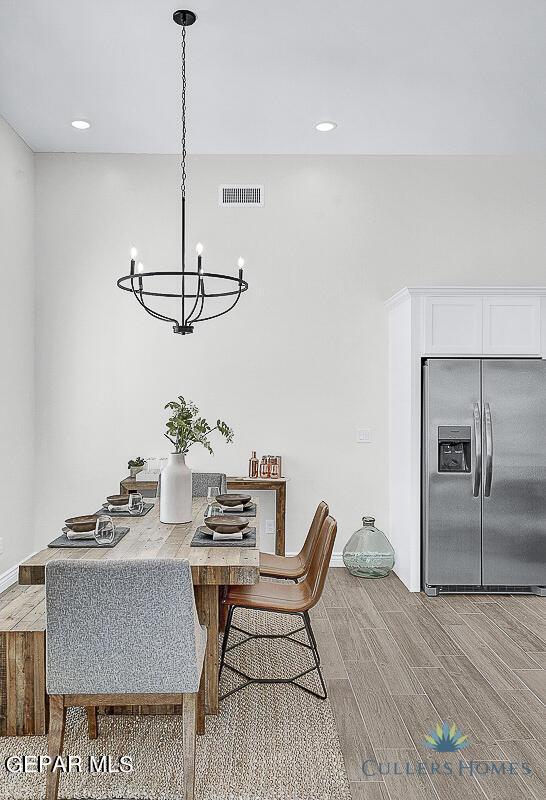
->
[192,471,227,497]
[45,559,206,800]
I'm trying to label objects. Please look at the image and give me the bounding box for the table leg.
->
[275,482,286,555]
[218,585,228,633]
[195,584,219,715]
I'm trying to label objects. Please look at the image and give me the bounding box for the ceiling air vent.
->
[219,184,264,207]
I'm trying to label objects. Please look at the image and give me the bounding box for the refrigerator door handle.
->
[484,402,493,497]
[472,402,482,497]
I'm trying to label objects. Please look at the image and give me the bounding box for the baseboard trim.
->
[286,551,344,567]
[0,562,20,594]
[0,551,37,595]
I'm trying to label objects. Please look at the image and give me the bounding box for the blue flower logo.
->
[424,722,470,752]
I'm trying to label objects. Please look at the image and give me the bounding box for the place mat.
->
[94,502,154,517]
[191,525,256,548]
[216,502,256,517]
[48,527,130,549]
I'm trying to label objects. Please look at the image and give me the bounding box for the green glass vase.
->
[342,516,395,578]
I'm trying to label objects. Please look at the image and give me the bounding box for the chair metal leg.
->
[303,611,320,663]
[302,612,327,698]
[219,605,235,679]
[220,608,327,701]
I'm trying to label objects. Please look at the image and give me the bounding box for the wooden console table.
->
[226,477,287,556]
[120,475,158,496]
[120,475,287,556]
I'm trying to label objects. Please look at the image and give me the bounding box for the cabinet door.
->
[483,296,541,355]
[424,296,483,355]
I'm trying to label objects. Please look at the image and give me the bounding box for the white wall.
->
[0,116,34,579]
[33,154,546,564]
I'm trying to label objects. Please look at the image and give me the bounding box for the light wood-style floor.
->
[313,568,545,800]
[1,571,543,799]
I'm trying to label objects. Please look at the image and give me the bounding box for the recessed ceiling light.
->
[71,119,91,130]
[315,121,337,132]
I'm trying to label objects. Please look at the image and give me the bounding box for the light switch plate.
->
[356,428,371,443]
[265,520,275,534]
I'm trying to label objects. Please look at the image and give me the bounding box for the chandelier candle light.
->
[117,10,249,335]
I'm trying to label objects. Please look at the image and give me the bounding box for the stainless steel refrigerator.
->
[423,358,546,595]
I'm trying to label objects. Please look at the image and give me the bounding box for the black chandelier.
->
[117,9,248,335]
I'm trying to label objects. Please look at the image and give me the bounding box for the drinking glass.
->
[128,492,144,516]
[206,486,220,518]
[94,515,115,545]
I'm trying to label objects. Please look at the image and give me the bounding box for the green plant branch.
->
[163,396,234,456]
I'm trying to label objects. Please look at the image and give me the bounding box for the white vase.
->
[159,453,192,524]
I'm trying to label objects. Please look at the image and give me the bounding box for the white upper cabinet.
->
[417,289,543,357]
[424,296,483,354]
[482,295,541,355]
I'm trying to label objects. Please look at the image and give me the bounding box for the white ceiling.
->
[1,0,545,155]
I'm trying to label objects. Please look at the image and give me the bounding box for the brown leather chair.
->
[259,501,329,581]
[220,515,337,700]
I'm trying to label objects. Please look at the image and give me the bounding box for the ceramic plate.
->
[204,515,249,534]
[215,493,252,508]
[64,514,98,533]
[107,494,130,506]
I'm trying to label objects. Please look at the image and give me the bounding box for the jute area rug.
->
[0,608,351,800]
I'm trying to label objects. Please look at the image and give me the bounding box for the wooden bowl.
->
[204,515,249,534]
[107,494,129,506]
[64,515,98,533]
[215,493,251,508]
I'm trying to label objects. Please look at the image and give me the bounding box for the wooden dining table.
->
[18,497,260,716]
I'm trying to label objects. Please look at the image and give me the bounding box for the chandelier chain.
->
[181,25,187,198]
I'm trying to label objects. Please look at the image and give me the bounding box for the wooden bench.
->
[0,582,47,735]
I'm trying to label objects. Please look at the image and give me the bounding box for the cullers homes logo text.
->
[363,722,532,779]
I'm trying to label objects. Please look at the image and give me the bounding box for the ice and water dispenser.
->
[437,426,471,473]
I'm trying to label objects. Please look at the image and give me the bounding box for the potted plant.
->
[160,396,234,523]
[128,456,146,478]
